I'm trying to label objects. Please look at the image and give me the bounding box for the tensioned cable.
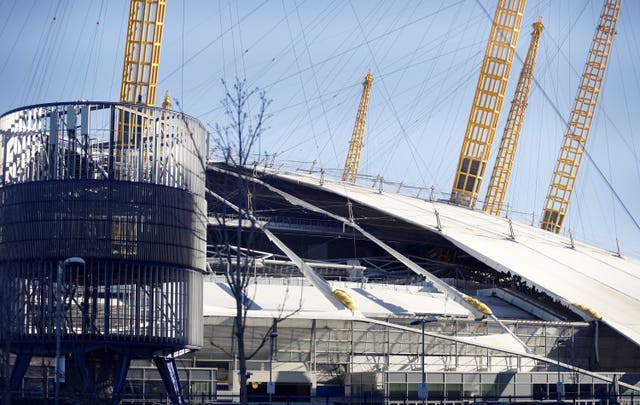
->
[226,0,239,79]
[396,1,473,185]
[474,0,640,233]
[366,55,480,179]
[158,0,269,86]
[195,2,462,121]
[348,0,434,189]
[234,0,248,82]
[299,3,387,162]
[603,117,619,239]
[265,41,477,126]
[294,2,341,168]
[185,0,313,108]
[108,3,128,101]
[616,33,640,180]
[204,1,470,111]
[532,1,638,163]
[247,1,355,165]
[0,1,36,81]
[61,1,92,97]
[89,0,107,99]
[22,1,62,104]
[478,0,587,212]
[346,2,419,173]
[0,0,16,43]
[374,11,484,186]
[13,1,53,105]
[237,2,345,150]
[35,0,73,102]
[182,0,186,107]
[344,10,484,170]
[281,0,322,164]
[429,59,484,186]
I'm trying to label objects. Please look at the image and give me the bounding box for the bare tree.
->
[210,78,274,404]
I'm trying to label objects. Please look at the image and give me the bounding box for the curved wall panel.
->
[0,102,206,352]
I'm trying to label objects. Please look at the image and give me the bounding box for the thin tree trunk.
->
[236,303,248,404]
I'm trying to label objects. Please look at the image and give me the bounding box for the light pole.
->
[268,330,278,402]
[556,338,567,402]
[55,257,85,405]
[410,314,437,402]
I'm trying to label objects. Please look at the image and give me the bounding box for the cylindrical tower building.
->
[0,101,207,399]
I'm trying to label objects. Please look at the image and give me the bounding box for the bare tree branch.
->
[209,78,276,404]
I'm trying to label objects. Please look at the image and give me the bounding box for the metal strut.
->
[451,0,526,208]
[484,17,544,216]
[541,0,621,233]
[342,70,374,183]
[154,356,184,404]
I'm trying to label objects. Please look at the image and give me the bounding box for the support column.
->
[9,353,32,392]
[154,356,184,404]
[112,353,130,401]
[74,351,96,393]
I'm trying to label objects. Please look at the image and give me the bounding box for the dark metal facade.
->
[0,101,207,356]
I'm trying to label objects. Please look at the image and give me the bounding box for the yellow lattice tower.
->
[541,0,621,233]
[114,0,166,249]
[484,17,544,216]
[120,0,166,106]
[450,0,526,208]
[117,0,166,165]
[116,0,166,168]
[342,70,374,183]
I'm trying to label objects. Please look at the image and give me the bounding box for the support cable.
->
[348,0,434,189]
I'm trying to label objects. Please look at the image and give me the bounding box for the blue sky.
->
[1,0,639,257]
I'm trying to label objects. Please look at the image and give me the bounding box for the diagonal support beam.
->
[154,356,184,404]
[9,354,31,392]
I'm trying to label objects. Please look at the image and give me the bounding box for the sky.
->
[0,0,639,257]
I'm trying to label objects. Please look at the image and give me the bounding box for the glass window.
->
[429,383,445,400]
[446,373,462,383]
[594,384,608,399]
[428,373,444,384]
[191,381,212,396]
[387,373,406,383]
[565,383,578,399]
[532,383,548,400]
[579,383,593,398]
[388,383,406,398]
[446,383,463,399]
[145,380,167,398]
[482,383,498,399]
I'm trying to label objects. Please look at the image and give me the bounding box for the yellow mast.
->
[120,0,166,106]
[113,0,166,249]
[116,0,166,171]
[450,0,526,208]
[541,0,621,233]
[342,70,374,183]
[484,17,544,216]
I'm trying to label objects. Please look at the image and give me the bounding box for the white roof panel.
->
[203,278,469,319]
[270,170,640,346]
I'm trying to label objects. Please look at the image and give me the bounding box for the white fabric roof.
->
[202,278,469,319]
[269,170,640,347]
[203,278,531,355]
